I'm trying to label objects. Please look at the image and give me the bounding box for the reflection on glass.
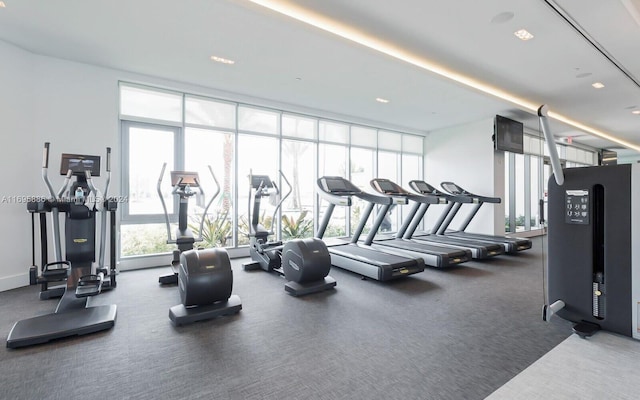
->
[120,85,182,122]
[350,148,375,236]
[378,151,400,232]
[515,154,525,231]
[530,156,540,229]
[185,97,236,129]
[185,128,235,247]
[238,107,278,134]
[128,127,174,215]
[237,134,279,245]
[318,143,348,237]
[281,140,316,239]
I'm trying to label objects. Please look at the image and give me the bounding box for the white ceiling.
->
[1,0,639,155]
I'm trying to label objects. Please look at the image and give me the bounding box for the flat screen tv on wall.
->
[493,115,524,154]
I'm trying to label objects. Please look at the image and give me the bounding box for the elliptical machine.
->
[7,143,118,349]
[242,171,336,296]
[157,163,241,325]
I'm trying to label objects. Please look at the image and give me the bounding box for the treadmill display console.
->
[321,177,357,193]
[441,182,462,195]
[372,180,399,194]
[413,181,433,193]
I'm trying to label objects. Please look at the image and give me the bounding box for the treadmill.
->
[359,178,471,267]
[433,181,532,253]
[369,178,504,260]
[315,176,425,281]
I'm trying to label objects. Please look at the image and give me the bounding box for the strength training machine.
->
[157,164,241,325]
[242,172,336,296]
[7,143,118,348]
[539,105,640,340]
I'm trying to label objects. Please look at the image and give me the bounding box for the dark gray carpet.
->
[0,237,571,400]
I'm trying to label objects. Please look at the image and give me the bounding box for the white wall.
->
[2,39,435,291]
[424,119,505,236]
[0,41,36,291]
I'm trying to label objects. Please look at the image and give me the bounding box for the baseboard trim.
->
[0,272,30,292]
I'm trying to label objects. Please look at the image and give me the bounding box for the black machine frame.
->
[7,143,118,349]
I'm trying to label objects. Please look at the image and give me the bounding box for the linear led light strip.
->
[249,0,640,152]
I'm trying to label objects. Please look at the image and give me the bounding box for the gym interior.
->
[1,1,640,399]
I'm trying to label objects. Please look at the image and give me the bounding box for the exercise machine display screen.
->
[250,175,274,189]
[373,180,398,194]
[413,181,433,193]
[171,171,200,187]
[60,153,101,177]
[321,177,357,193]
[441,182,462,194]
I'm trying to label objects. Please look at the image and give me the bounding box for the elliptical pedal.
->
[75,274,103,298]
[41,261,71,283]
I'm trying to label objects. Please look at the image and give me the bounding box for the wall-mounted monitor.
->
[599,149,617,166]
[493,115,524,154]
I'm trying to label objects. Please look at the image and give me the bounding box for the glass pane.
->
[402,154,422,230]
[566,146,577,162]
[120,223,174,257]
[185,97,236,129]
[530,155,540,229]
[120,85,182,122]
[351,126,377,148]
[281,140,316,240]
[319,121,349,144]
[377,151,400,232]
[402,135,424,155]
[185,128,235,247]
[237,134,279,245]
[282,114,317,139]
[350,148,376,237]
[128,126,174,215]
[505,155,510,232]
[378,131,402,151]
[515,153,525,232]
[318,143,348,237]
[238,106,278,134]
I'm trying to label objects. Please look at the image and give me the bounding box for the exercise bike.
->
[7,143,118,348]
[242,171,336,296]
[157,163,241,325]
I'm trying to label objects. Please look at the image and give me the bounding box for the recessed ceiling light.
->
[592,82,605,89]
[248,0,640,152]
[375,97,390,103]
[632,110,640,115]
[210,55,235,65]
[0,2,6,8]
[514,29,534,41]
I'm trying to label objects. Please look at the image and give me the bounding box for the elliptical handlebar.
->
[195,166,221,242]
[271,171,292,234]
[157,163,174,244]
[103,147,111,199]
[158,163,222,244]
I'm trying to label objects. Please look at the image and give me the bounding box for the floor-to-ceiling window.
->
[119,82,424,267]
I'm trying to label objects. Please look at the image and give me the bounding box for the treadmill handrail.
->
[316,176,402,206]
[440,181,501,204]
[409,180,473,204]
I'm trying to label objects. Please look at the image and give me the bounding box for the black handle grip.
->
[539,199,545,224]
[43,142,50,168]
[106,147,111,172]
